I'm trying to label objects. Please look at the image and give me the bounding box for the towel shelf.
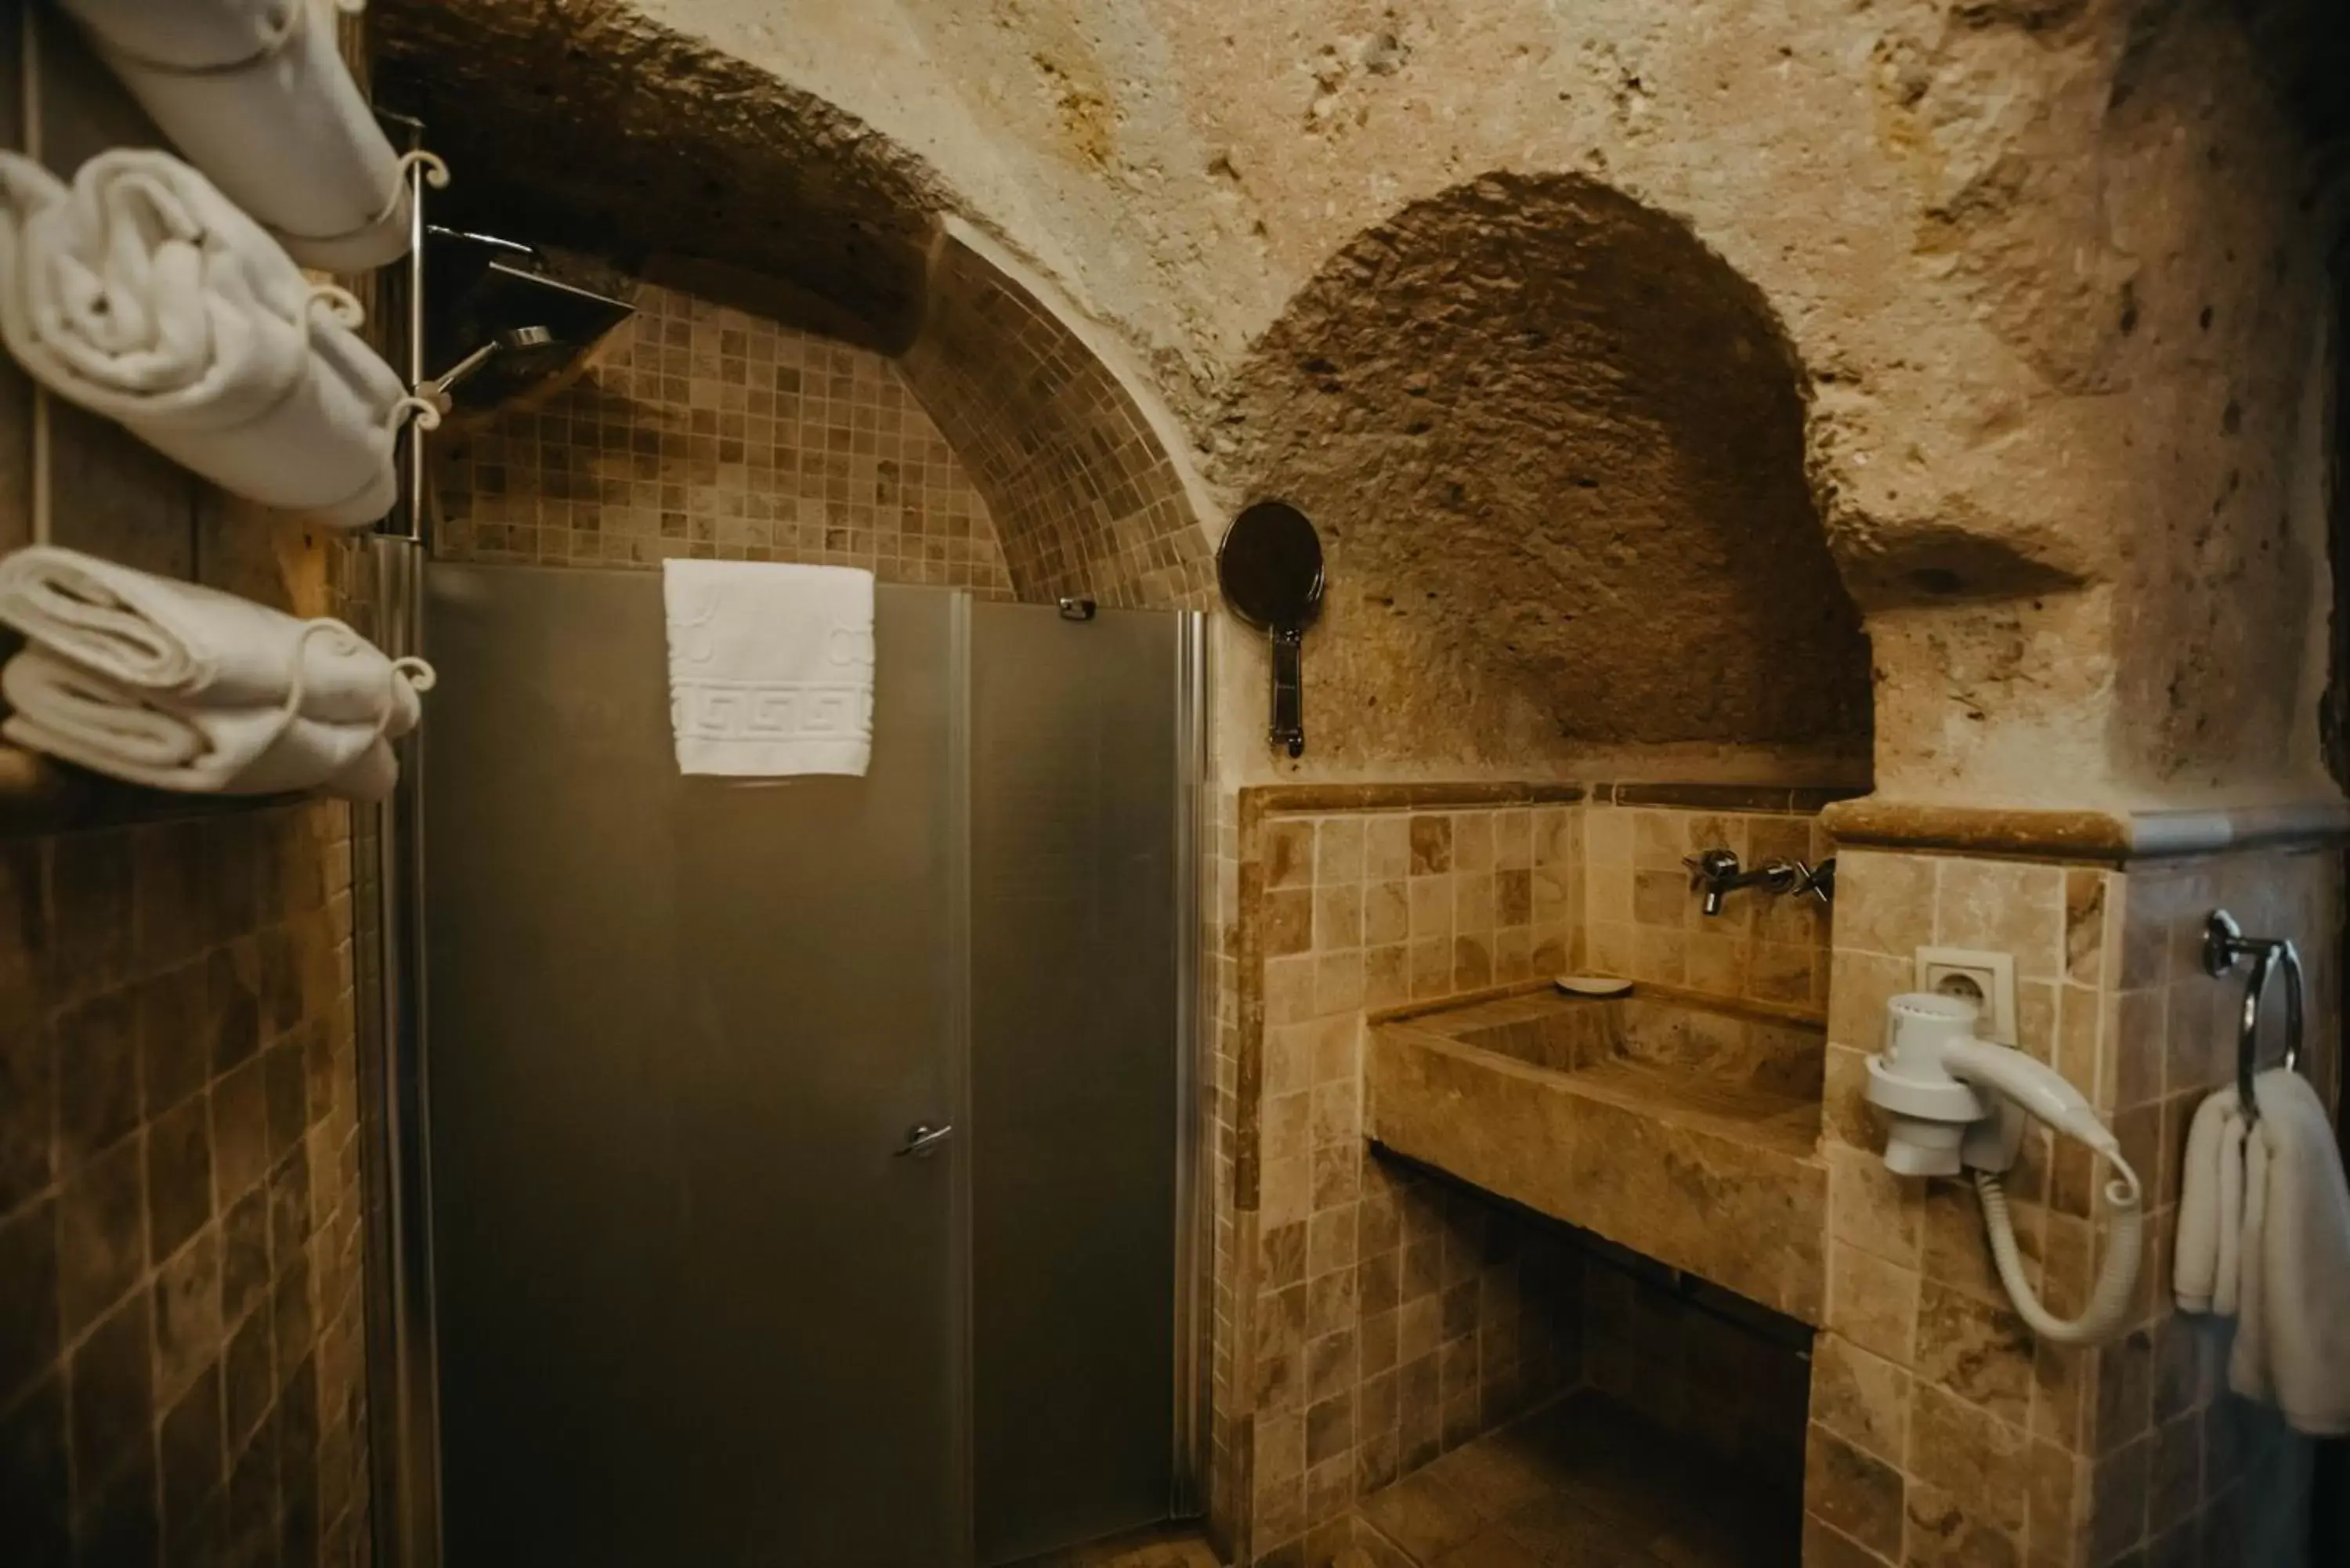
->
[0,740,310,838]
[2202,909,2305,1123]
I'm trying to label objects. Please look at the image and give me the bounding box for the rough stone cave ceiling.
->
[369,0,944,352]
[368,0,2350,368]
[368,2,2344,776]
[2242,0,2350,150]
[1222,173,1875,767]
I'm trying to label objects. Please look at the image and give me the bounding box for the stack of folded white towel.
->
[0,148,412,528]
[55,0,418,273]
[2175,1068,2350,1435]
[0,546,434,802]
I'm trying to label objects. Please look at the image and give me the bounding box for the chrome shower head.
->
[421,324,558,409]
[422,227,638,418]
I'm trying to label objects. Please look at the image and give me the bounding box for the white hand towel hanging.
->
[662,560,875,778]
[53,0,420,273]
[2227,1070,2350,1435]
[0,546,425,732]
[1,624,428,804]
[2174,1087,2248,1314]
[0,150,421,528]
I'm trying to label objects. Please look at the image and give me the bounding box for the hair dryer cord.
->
[1972,1152,2143,1347]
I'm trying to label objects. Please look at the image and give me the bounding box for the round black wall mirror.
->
[1217,500,1325,757]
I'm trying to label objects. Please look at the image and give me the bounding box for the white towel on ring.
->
[54,0,413,272]
[662,560,875,777]
[2,646,398,800]
[0,149,407,527]
[0,545,421,732]
[2214,1105,2247,1317]
[2174,1087,2247,1314]
[2228,1070,2350,1435]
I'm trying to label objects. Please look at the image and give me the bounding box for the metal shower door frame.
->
[355,126,446,1568]
[354,538,443,1568]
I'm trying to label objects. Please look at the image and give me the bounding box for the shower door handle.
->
[895,1122,954,1158]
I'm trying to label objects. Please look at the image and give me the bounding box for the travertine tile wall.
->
[1216,785,1863,1565]
[1231,794,1586,1567]
[1253,806,1582,1027]
[900,236,1216,609]
[1221,782,2341,1568]
[1806,844,2341,1568]
[1209,788,1246,1559]
[435,281,1016,592]
[0,809,373,1567]
[1582,800,1835,1013]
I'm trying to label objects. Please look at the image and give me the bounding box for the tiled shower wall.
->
[434,280,1016,593]
[0,810,373,1567]
[1807,842,2341,1568]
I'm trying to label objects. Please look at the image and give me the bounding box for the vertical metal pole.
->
[1169,609,1209,1519]
[949,591,975,1568]
[357,126,443,1568]
[360,533,437,1568]
[20,2,50,548]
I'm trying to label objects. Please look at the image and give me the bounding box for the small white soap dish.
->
[1553,974,1632,997]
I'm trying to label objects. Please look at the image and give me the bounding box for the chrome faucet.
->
[1683,847,1835,917]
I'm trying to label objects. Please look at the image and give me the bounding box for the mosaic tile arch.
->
[439,235,1219,612]
[436,280,1019,587]
[900,231,1219,611]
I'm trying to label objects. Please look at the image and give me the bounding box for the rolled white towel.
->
[0,149,410,527]
[0,545,420,732]
[54,0,415,272]
[2,645,399,801]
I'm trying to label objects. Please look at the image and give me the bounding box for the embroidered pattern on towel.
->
[664,598,875,757]
[671,677,874,743]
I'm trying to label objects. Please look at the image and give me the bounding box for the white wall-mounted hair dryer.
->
[1864,992,2144,1346]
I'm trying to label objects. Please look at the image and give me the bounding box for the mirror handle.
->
[1270,624,1305,758]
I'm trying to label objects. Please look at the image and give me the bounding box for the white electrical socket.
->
[1913,945,2018,1046]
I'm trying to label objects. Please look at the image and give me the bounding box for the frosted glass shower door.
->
[969,600,1191,1564]
[421,566,967,1567]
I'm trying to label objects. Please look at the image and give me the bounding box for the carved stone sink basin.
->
[1365,983,1827,1324]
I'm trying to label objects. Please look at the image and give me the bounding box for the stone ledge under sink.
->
[1365,980,1828,1324]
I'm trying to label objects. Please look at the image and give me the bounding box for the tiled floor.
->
[1005,1522,1224,1567]
[1349,1390,1802,1568]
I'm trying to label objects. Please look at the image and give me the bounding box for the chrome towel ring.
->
[2202,909,2304,1123]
